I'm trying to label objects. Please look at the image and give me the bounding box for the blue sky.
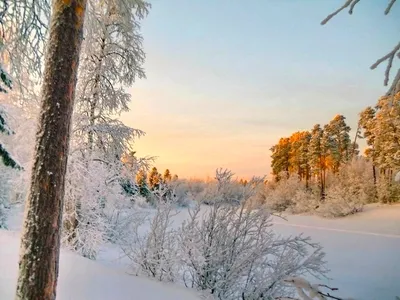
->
[121,0,399,179]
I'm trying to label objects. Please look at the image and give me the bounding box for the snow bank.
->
[0,230,202,300]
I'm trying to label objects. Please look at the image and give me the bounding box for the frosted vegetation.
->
[1,0,400,299]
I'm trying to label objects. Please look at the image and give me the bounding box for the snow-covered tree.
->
[163,169,172,183]
[358,94,400,188]
[63,0,151,253]
[308,124,328,199]
[271,137,291,180]
[324,115,352,174]
[289,131,311,186]
[0,105,20,169]
[149,167,161,190]
[0,0,50,98]
[136,168,151,198]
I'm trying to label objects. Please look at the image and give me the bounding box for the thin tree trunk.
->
[372,165,378,200]
[16,1,87,299]
[351,122,360,159]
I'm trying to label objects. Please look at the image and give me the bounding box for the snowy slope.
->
[0,230,202,300]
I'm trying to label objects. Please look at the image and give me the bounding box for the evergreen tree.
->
[308,124,329,199]
[0,74,21,169]
[136,168,150,198]
[148,167,161,190]
[163,169,172,183]
[289,131,311,184]
[270,137,291,180]
[324,114,351,173]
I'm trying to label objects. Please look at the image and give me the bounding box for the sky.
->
[120,0,399,179]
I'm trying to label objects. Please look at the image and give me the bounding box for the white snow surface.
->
[0,213,203,300]
[271,204,400,300]
[1,203,400,300]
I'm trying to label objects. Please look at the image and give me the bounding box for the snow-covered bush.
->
[122,169,326,299]
[264,173,306,212]
[0,166,12,228]
[178,202,326,299]
[123,202,180,282]
[63,155,132,259]
[377,178,400,204]
[170,180,195,208]
[318,184,364,218]
[317,159,375,218]
[286,188,320,215]
[195,168,261,206]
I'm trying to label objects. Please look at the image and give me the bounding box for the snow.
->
[0,230,202,300]
[1,204,400,300]
[271,204,400,300]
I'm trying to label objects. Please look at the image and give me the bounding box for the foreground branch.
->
[281,277,348,300]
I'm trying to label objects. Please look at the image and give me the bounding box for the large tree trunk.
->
[15,1,87,299]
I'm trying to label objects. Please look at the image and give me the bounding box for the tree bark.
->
[15,1,87,299]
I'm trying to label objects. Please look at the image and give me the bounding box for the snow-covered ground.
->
[1,203,400,300]
[0,206,204,300]
[271,204,400,300]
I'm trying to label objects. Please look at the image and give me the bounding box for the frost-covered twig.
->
[320,0,360,25]
[321,0,399,96]
[370,42,400,88]
[282,277,350,300]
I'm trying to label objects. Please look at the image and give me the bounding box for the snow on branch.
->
[321,0,400,96]
[321,0,397,24]
[279,277,353,300]
[320,0,360,25]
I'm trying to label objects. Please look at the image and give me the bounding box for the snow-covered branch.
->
[321,0,399,95]
[280,277,351,300]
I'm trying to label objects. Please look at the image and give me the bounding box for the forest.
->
[0,0,399,300]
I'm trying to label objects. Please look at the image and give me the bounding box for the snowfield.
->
[0,229,203,300]
[271,204,400,300]
[1,204,400,300]
[0,215,203,300]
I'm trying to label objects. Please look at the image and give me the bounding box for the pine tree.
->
[16,1,87,299]
[324,115,351,173]
[163,169,172,183]
[0,68,20,169]
[309,124,329,199]
[270,137,291,180]
[289,131,311,184]
[148,167,161,190]
[136,168,150,198]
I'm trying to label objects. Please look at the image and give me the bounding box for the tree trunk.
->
[372,164,378,201]
[15,1,87,299]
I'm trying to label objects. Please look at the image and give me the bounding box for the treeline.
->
[270,114,355,198]
[134,166,179,202]
[269,92,400,205]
